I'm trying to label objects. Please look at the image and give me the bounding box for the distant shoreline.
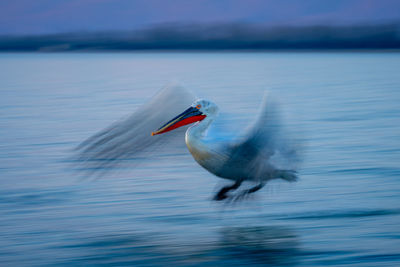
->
[1,23,399,52]
[1,49,400,53]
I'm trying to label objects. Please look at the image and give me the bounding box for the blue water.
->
[1,52,400,266]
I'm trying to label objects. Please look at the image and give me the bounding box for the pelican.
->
[77,84,300,201]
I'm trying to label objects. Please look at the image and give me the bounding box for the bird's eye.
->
[196,104,201,109]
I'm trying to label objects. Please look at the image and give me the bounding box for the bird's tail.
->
[275,170,298,182]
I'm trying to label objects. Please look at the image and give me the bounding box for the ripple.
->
[281,208,400,220]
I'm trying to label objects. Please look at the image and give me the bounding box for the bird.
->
[76,84,300,201]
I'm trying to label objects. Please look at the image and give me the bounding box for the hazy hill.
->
[0,23,399,51]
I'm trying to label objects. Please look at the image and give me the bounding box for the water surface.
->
[1,52,400,266]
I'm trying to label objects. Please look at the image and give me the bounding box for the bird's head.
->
[151,99,217,136]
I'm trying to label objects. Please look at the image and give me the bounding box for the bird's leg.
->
[213,180,242,201]
[232,182,265,201]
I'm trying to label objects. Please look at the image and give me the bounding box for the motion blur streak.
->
[1,52,400,266]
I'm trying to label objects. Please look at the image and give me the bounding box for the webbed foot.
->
[213,180,242,201]
[229,182,265,202]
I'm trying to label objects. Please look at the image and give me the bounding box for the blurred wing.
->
[226,92,301,179]
[76,84,196,172]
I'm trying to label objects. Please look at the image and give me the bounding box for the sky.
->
[1,0,400,35]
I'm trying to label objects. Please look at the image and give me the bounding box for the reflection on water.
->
[57,226,299,266]
[1,52,400,266]
[220,226,299,266]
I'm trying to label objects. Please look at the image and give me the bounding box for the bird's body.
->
[184,105,260,182]
[77,85,300,201]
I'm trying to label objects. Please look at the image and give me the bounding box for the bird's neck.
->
[185,113,222,174]
[185,115,215,150]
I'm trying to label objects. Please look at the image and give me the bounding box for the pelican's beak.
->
[152,106,206,136]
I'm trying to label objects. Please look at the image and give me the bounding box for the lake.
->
[1,52,400,266]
